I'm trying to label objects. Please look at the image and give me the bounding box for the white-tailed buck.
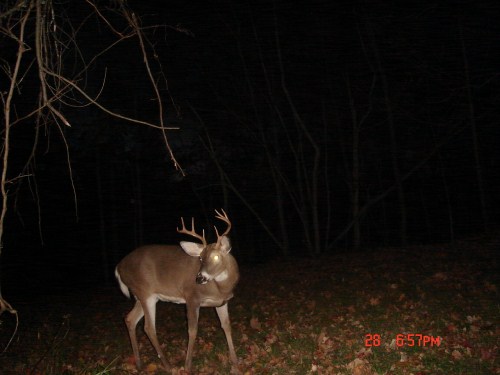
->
[115,209,239,373]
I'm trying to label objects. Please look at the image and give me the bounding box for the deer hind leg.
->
[216,304,239,373]
[125,300,145,369]
[141,295,170,370]
[185,303,200,372]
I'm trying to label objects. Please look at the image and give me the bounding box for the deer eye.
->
[213,254,219,262]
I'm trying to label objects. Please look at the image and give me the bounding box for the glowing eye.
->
[213,255,219,261]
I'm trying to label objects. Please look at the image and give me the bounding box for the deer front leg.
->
[185,303,200,372]
[216,303,239,374]
[142,296,170,371]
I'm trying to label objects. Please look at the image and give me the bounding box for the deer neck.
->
[213,256,239,295]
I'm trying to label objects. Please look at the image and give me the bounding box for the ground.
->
[0,233,498,374]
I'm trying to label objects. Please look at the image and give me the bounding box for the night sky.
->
[1,0,499,292]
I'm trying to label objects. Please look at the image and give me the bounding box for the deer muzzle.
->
[196,272,208,284]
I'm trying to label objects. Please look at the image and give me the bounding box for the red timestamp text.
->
[365,333,441,347]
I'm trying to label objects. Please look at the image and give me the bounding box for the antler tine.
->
[214,208,231,247]
[177,217,207,248]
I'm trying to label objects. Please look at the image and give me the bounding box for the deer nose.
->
[196,272,208,284]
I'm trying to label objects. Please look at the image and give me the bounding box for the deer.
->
[115,209,240,373]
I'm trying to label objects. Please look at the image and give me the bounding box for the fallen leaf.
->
[446,324,457,332]
[451,349,462,360]
[466,315,480,323]
[145,362,159,373]
[265,333,278,344]
[484,281,497,292]
[432,272,447,281]
[481,348,495,361]
[347,358,374,375]
[250,317,261,331]
[399,352,408,362]
[125,355,136,365]
[307,300,316,310]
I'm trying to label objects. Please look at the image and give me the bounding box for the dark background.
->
[1,0,499,294]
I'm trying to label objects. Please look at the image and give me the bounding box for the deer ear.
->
[219,236,232,254]
[180,241,204,257]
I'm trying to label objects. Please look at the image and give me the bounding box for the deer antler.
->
[214,209,231,248]
[177,217,207,248]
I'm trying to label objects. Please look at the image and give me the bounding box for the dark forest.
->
[2,0,499,286]
[0,1,498,374]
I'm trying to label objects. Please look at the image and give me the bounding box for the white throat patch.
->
[214,270,229,282]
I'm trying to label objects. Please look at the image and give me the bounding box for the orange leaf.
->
[145,363,159,373]
[250,317,262,330]
[125,355,137,365]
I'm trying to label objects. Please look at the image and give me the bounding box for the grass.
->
[0,233,498,374]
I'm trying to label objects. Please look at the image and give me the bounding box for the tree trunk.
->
[369,26,408,246]
[460,23,488,231]
[95,148,109,284]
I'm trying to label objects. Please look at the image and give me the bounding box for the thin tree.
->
[0,0,183,337]
[366,21,408,246]
[459,21,488,231]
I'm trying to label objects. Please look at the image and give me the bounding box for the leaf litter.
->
[0,233,497,374]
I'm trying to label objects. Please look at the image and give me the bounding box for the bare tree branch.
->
[0,0,184,334]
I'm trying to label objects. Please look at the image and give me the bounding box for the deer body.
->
[115,210,239,373]
[116,245,238,307]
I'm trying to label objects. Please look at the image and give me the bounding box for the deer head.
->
[178,209,233,285]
